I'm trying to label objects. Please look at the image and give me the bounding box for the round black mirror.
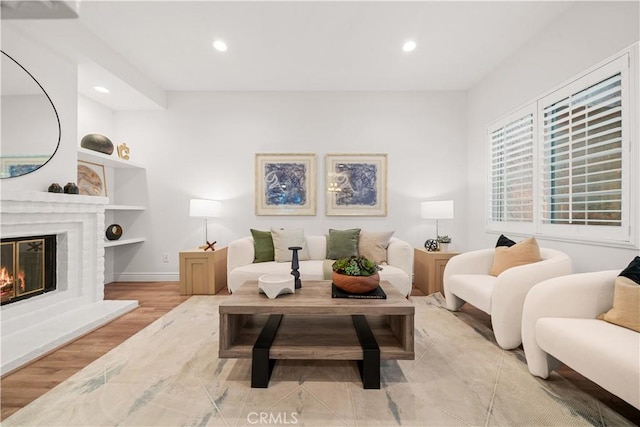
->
[1,50,61,179]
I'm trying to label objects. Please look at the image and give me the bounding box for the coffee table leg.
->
[252,314,283,388]
[352,315,380,389]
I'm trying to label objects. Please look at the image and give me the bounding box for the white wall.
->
[0,25,77,192]
[107,91,468,279]
[466,1,640,272]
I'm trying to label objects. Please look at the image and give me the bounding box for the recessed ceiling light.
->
[213,40,228,52]
[93,86,109,93]
[402,40,417,52]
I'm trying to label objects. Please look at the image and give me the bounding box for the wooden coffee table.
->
[219,280,414,389]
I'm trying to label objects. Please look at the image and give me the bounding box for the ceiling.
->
[3,1,577,110]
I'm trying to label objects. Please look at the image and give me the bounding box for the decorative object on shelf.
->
[258,274,295,299]
[255,153,317,216]
[117,143,130,160]
[331,256,381,294]
[81,133,114,155]
[63,182,79,194]
[289,246,302,289]
[421,200,454,251]
[424,239,439,252]
[325,153,387,216]
[77,160,107,196]
[47,183,63,193]
[189,198,221,251]
[437,235,452,252]
[105,224,123,241]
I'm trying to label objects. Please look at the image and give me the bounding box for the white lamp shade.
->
[189,199,221,218]
[421,200,454,219]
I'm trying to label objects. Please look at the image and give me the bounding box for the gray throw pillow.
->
[326,228,361,260]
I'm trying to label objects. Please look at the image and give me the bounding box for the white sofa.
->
[522,270,640,410]
[443,247,572,349]
[227,235,413,296]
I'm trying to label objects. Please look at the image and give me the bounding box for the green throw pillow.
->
[326,228,361,260]
[250,229,274,263]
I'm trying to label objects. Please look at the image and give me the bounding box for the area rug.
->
[4,294,633,426]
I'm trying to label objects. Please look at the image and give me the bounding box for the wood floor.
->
[1,283,638,425]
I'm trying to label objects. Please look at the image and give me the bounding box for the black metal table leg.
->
[352,315,380,389]
[252,314,283,388]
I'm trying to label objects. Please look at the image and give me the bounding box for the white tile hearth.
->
[0,191,137,375]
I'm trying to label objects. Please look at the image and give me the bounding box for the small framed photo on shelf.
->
[325,153,387,216]
[255,153,317,216]
[77,160,107,197]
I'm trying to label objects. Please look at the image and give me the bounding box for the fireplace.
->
[1,235,56,305]
[1,190,138,376]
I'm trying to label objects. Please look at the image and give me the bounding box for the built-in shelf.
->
[78,147,145,169]
[104,237,146,248]
[106,204,146,211]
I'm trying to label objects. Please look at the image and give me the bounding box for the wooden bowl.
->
[332,272,380,294]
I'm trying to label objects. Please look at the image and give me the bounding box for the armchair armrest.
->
[386,238,413,278]
[227,237,255,274]
[521,270,618,377]
[491,250,572,349]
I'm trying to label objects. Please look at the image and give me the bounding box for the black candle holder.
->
[288,246,302,289]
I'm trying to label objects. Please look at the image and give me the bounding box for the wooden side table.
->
[179,247,228,295]
[413,248,460,296]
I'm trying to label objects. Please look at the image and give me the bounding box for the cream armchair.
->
[521,270,640,409]
[443,247,571,349]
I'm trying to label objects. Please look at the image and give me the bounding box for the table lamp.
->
[421,200,454,251]
[190,199,221,251]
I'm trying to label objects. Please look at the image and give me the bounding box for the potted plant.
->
[437,235,452,252]
[331,256,382,294]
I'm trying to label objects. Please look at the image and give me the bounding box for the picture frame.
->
[255,153,316,216]
[325,153,387,216]
[77,160,107,197]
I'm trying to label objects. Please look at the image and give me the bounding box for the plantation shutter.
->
[489,112,534,223]
[540,72,623,226]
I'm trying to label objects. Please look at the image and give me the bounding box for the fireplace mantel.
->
[0,191,138,376]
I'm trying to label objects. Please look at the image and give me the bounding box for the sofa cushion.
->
[536,317,640,408]
[490,236,541,276]
[446,274,495,314]
[271,228,310,262]
[326,228,360,259]
[598,276,640,332]
[250,229,274,263]
[495,234,516,247]
[619,255,640,284]
[359,230,394,264]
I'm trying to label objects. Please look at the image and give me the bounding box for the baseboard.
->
[111,272,180,282]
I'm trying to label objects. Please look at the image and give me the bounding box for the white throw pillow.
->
[270,228,310,262]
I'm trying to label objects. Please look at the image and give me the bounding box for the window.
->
[488,107,535,230]
[487,51,635,246]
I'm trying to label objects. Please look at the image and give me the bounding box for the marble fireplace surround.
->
[0,191,138,376]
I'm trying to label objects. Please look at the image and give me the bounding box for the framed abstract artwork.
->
[77,160,107,197]
[255,153,317,216]
[325,153,387,216]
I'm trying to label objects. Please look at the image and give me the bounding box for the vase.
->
[48,183,63,193]
[81,133,114,155]
[332,272,380,294]
[105,224,123,240]
[439,243,449,252]
[63,182,79,194]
